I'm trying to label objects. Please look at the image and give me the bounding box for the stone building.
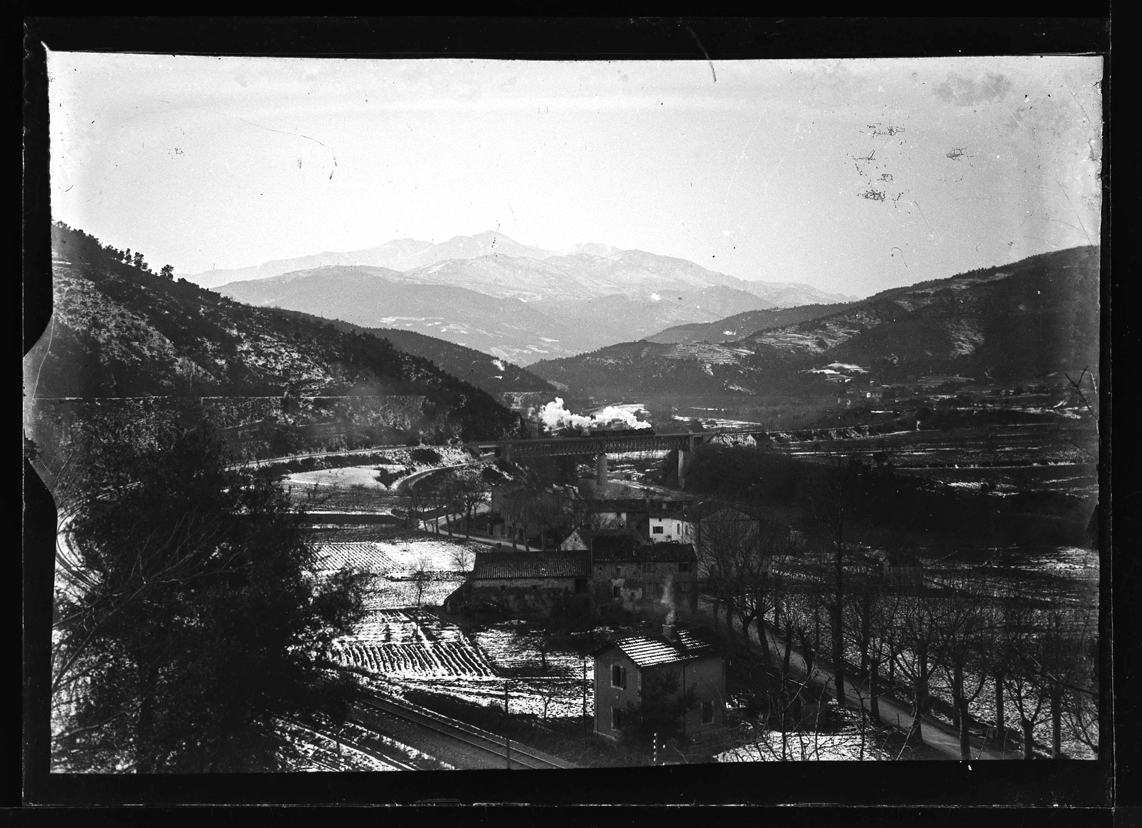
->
[443,549,591,618]
[592,623,726,750]
[559,526,644,556]
[592,541,699,619]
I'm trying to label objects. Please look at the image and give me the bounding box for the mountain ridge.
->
[27,224,524,444]
[212,238,855,364]
[187,231,856,305]
[529,246,1101,400]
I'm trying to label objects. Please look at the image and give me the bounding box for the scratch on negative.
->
[220,109,329,149]
[1056,182,1093,245]
[724,107,766,207]
[687,26,716,82]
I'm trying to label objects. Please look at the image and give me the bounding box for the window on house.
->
[611,664,626,688]
[641,562,654,573]
[679,562,691,573]
[612,707,624,730]
[612,585,621,599]
[614,566,622,577]
[680,581,691,594]
[652,526,664,535]
[701,700,714,724]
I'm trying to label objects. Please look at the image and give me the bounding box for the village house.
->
[592,623,726,750]
[559,526,644,556]
[856,379,889,400]
[488,486,575,549]
[686,504,793,579]
[574,494,695,531]
[639,502,693,543]
[443,549,591,618]
[579,497,652,530]
[592,541,699,619]
[875,550,924,590]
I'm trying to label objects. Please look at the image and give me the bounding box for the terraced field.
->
[331,609,496,679]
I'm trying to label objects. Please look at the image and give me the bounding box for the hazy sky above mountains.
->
[48,53,1102,298]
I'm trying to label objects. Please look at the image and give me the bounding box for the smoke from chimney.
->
[660,574,676,626]
[663,622,675,641]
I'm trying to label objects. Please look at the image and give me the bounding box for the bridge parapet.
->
[470,428,750,461]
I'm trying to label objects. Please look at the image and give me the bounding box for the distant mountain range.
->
[205,231,855,365]
[529,246,1102,401]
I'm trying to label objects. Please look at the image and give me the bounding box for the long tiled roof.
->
[473,550,591,580]
[583,498,652,513]
[604,627,718,667]
[583,529,643,558]
[593,541,696,563]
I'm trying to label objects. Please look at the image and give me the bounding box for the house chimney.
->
[662,623,675,641]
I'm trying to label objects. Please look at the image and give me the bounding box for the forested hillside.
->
[27,223,523,443]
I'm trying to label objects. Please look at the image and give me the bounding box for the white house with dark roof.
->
[591,623,726,747]
[643,502,691,543]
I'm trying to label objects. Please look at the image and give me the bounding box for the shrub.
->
[410,447,443,465]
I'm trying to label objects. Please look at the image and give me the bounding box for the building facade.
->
[591,542,699,618]
[592,625,726,747]
[444,549,592,618]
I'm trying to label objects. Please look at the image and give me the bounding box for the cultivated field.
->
[331,609,496,679]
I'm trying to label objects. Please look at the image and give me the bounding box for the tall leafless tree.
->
[884,588,945,745]
[997,597,1051,759]
[807,453,867,709]
[451,471,489,540]
[931,579,991,759]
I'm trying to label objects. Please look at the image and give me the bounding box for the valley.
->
[32,223,1104,776]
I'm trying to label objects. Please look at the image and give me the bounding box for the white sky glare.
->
[48,52,1102,298]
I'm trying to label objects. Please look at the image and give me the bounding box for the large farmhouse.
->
[592,623,726,750]
[443,549,591,617]
[592,541,699,619]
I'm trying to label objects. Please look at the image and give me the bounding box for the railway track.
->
[354,693,574,771]
[281,716,418,771]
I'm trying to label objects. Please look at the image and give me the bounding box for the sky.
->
[47,53,1102,299]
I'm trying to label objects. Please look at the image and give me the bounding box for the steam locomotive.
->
[550,425,655,439]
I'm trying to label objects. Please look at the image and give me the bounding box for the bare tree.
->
[845,570,901,726]
[499,487,531,550]
[524,489,572,552]
[1022,604,1098,759]
[410,552,433,608]
[931,579,991,760]
[997,597,1052,759]
[695,506,758,642]
[451,471,489,540]
[403,480,432,531]
[884,588,945,745]
[423,475,451,534]
[807,453,867,708]
[448,544,475,575]
[1062,624,1100,758]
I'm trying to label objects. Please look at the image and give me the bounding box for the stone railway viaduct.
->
[468,429,759,488]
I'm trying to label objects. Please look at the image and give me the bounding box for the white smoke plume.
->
[540,398,652,433]
[660,575,676,625]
